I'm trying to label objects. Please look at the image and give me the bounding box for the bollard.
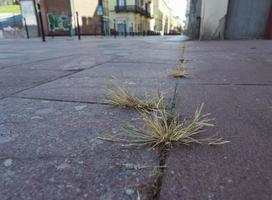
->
[23,18,29,39]
[113,19,116,38]
[37,3,45,42]
[76,12,81,40]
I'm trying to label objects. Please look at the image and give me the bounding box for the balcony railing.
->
[115,5,151,18]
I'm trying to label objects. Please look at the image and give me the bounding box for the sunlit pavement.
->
[0,36,272,199]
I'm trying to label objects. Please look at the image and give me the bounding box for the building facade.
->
[109,0,152,35]
[21,0,109,36]
[170,16,182,33]
[186,0,272,40]
[150,0,171,35]
[0,0,17,6]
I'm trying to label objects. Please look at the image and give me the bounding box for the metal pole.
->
[67,0,73,36]
[99,0,104,36]
[124,20,127,37]
[33,0,40,36]
[24,18,30,39]
[37,3,45,42]
[113,19,116,38]
[76,12,81,40]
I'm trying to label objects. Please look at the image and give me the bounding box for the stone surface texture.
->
[1,36,272,200]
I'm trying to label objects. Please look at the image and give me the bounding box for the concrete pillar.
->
[266,1,272,39]
[200,0,229,40]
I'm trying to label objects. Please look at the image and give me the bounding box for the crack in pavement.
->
[10,96,109,106]
[150,43,186,200]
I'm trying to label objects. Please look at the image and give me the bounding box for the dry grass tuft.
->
[169,63,190,78]
[105,81,165,110]
[99,104,229,147]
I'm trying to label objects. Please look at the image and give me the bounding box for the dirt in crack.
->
[147,81,179,200]
[137,144,170,200]
[153,145,170,200]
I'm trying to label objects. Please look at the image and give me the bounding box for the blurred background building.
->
[109,0,152,35]
[0,0,22,38]
[18,0,109,37]
[170,16,182,34]
[150,0,172,35]
[0,0,19,6]
[109,0,175,35]
[0,0,178,38]
[185,0,272,40]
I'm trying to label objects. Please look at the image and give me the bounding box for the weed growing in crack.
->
[101,77,229,199]
[99,103,229,148]
[179,58,189,64]
[169,63,190,78]
[105,81,165,110]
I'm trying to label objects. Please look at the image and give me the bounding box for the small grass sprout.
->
[179,58,189,63]
[169,63,190,78]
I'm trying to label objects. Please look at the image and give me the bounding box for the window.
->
[118,0,125,6]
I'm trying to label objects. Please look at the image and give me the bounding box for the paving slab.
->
[0,97,159,200]
[0,36,188,199]
[159,40,272,200]
[184,40,272,54]
[182,55,272,85]
[184,40,272,67]
[112,49,183,64]
[180,41,272,85]
[0,37,184,69]
[0,38,108,69]
[14,77,176,106]
[0,67,72,99]
[7,54,114,71]
[160,84,272,200]
[68,62,175,79]
[14,60,178,106]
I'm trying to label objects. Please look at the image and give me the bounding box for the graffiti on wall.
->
[47,13,70,32]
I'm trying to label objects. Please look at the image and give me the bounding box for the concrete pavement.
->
[0,37,272,200]
[0,36,183,200]
[160,40,272,200]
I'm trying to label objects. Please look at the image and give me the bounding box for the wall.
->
[225,0,271,39]
[200,0,229,40]
[185,0,202,39]
[40,0,70,36]
[72,0,101,35]
[40,0,108,36]
[186,0,272,40]
[266,1,272,39]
